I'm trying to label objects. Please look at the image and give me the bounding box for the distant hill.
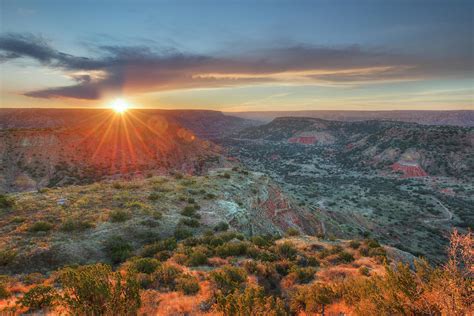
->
[227,110,474,126]
[0,111,227,192]
[235,117,474,179]
[0,108,259,139]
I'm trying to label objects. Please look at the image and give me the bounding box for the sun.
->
[110,98,129,113]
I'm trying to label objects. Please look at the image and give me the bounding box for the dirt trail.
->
[423,197,453,224]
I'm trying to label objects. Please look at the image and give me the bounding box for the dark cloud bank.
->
[0,33,472,100]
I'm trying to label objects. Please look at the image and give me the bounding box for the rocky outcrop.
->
[391,162,428,178]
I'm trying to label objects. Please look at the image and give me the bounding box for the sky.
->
[0,0,473,111]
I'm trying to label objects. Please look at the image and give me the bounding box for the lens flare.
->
[111,99,129,113]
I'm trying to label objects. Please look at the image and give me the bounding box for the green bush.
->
[0,194,13,209]
[60,263,141,315]
[0,282,10,299]
[179,217,200,228]
[210,266,247,294]
[215,242,248,258]
[176,275,200,295]
[148,192,161,201]
[286,228,300,236]
[131,258,160,274]
[349,240,361,249]
[104,236,133,264]
[205,193,217,199]
[141,238,177,257]
[61,219,94,232]
[359,266,370,276]
[109,210,131,223]
[0,249,17,266]
[276,242,297,260]
[337,251,355,263]
[215,285,288,315]
[151,263,183,291]
[290,282,335,314]
[181,205,197,217]
[29,221,53,232]
[291,267,317,284]
[365,239,381,248]
[10,216,26,224]
[187,249,209,266]
[250,235,273,248]
[174,227,193,240]
[150,210,163,220]
[20,285,58,311]
[214,221,229,232]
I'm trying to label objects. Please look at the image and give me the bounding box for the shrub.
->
[215,285,288,315]
[286,228,300,237]
[187,250,209,266]
[290,283,335,314]
[148,192,160,201]
[276,242,297,260]
[22,273,45,285]
[319,245,343,259]
[205,193,217,199]
[104,236,133,264]
[349,240,361,249]
[131,258,160,274]
[337,251,355,263]
[141,238,177,257]
[11,216,26,224]
[291,267,317,284]
[0,282,10,299]
[179,217,200,228]
[176,275,200,295]
[250,235,273,248]
[60,263,141,315]
[365,239,381,248]
[306,256,320,267]
[215,242,248,258]
[214,221,229,232]
[359,266,370,276]
[109,210,131,223]
[150,210,162,220]
[151,263,183,291]
[29,221,53,232]
[61,219,94,232]
[20,285,58,311]
[0,249,16,266]
[223,173,231,179]
[0,194,12,209]
[181,205,197,217]
[174,227,193,240]
[210,266,247,294]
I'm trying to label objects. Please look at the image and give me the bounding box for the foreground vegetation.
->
[0,228,471,315]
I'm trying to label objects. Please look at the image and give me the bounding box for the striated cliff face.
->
[0,113,223,192]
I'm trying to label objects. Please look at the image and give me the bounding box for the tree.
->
[59,263,140,316]
[20,285,58,311]
[290,283,335,315]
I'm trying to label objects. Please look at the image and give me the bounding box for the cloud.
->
[0,32,472,100]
